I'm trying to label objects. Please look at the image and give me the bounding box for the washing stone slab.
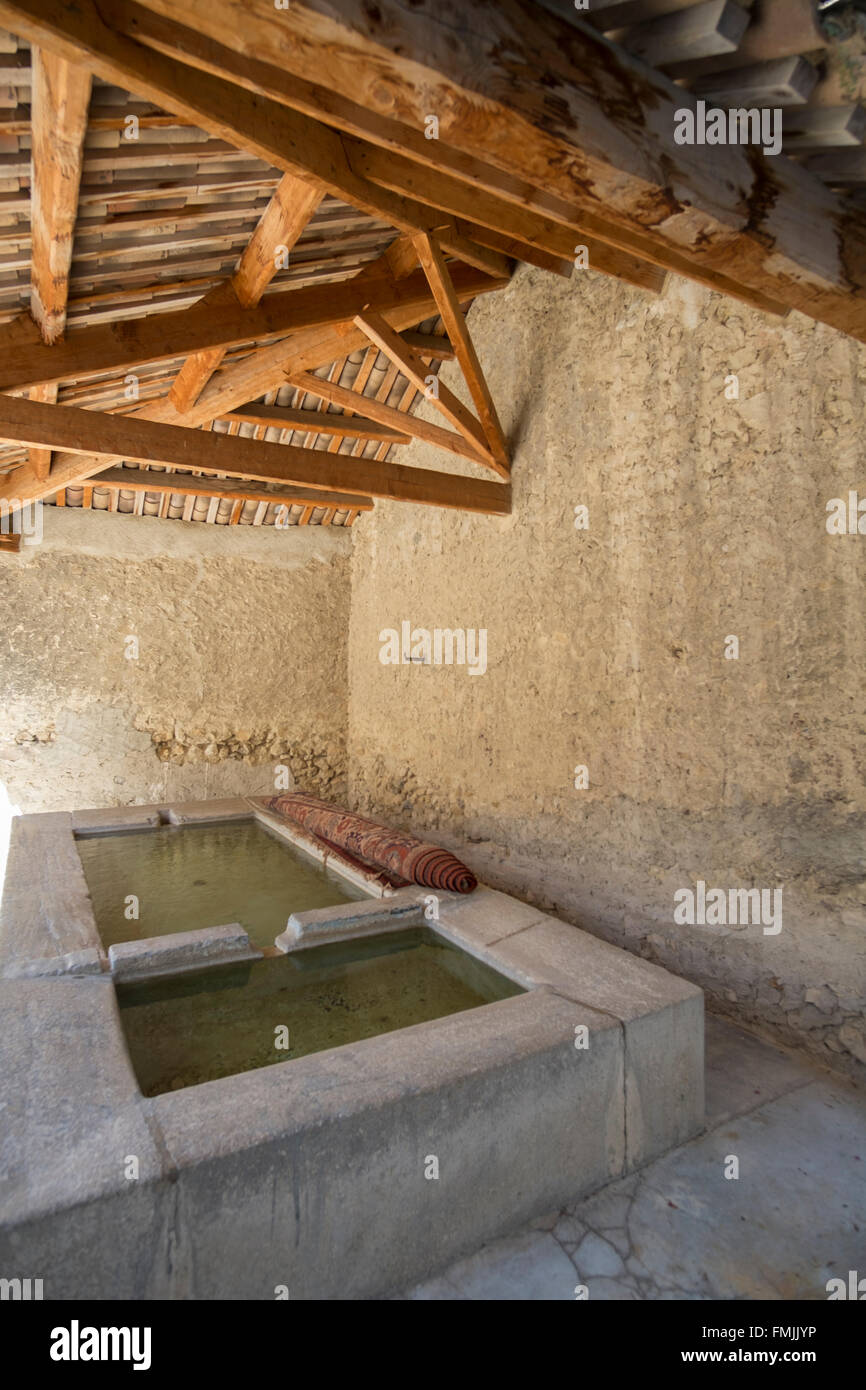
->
[428,884,556,946]
[72,804,165,835]
[276,885,432,950]
[167,797,254,825]
[149,987,624,1300]
[0,812,103,975]
[3,947,104,979]
[0,976,176,1300]
[108,923,260,980]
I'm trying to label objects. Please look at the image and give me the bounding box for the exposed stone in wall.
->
[145,723,346,800]
[0,509,350,811]
[348,264,866,1078]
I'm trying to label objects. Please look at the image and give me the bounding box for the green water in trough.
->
[76,819,363,951]
[117,926,524,1096]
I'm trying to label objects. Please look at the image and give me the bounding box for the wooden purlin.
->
[29,48,91,344]
[27,48,90,476]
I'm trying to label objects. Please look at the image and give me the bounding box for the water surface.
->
[117,926,524,1095]
[76,818,362,950]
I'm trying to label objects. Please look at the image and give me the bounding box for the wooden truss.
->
[0,0,863,532]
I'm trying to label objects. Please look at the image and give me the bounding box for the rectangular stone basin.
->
[0,799,705,1301]
[117,925,524,1096]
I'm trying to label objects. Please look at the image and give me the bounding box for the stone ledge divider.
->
[108,923,261,981]
[275,886,437,952]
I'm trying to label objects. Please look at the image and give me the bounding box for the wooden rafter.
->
[168,172,325,413]
[353,309,503,477]
[29,47,91,344]
[285,369,489,469]
[223,403,411,445]
[413,232,509,475]
[0,393,510,514]
[27,48,90,479]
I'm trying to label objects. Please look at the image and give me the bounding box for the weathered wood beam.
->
[413,233,510,476]
[109,0,669,292]
[0,395,510,515]
[85,466,374,513]
[169,173,325,413]
[5,255,507,501]
[0,260,507,392]
[286,368,491,469]
[0,0,504,286]
[223,402,411,443]
[125,0,866,341]
[347,142,664,291]
[353,310,498,473]
[29,47,91,345]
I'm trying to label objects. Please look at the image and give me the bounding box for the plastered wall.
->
[348,264,866,1074]
[0,507,351,811]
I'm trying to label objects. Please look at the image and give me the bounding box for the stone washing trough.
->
[0,796,703,1299]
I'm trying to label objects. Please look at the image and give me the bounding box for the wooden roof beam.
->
[0,0,506,291]
[168,173,325,413]
[128,0,866,341]
[27,48,90,478]
[29,47,91,344]
[353,308,504,477]
[413,232,510,476]
[0,260,509,392]
[222,403,411,444]
[286,369,491,469]
[0,394,510,515]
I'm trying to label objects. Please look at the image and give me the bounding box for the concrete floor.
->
[398,1015,866,1300]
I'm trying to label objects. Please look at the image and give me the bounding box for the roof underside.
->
[0,0,862,544]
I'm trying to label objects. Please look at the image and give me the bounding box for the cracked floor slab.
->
[397,1016,866,1301]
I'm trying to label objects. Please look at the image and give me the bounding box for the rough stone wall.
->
[0,508,350,811]
[348,264,866,1076]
